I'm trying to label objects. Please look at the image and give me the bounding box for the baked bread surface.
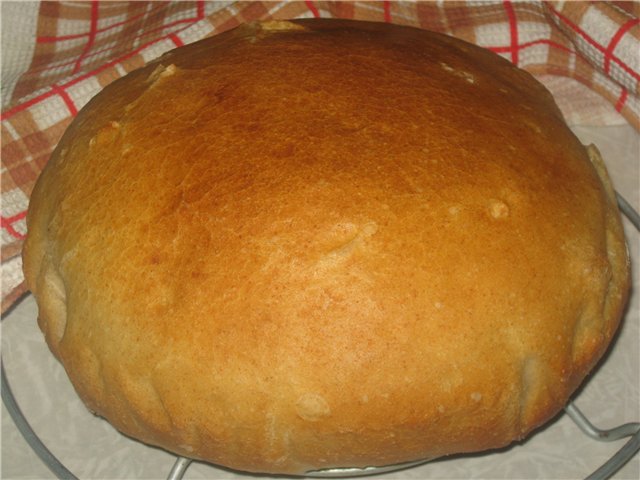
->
[23,19,630,474]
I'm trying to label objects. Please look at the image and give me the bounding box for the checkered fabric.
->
[2,1,639,313]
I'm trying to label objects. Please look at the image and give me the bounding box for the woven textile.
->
[2,1,639,313]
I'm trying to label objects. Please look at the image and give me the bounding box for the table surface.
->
[2,124,639,480]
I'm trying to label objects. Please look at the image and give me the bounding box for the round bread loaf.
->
[23,19,630,475]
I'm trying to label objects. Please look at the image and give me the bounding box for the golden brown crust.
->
[23,20,630,474]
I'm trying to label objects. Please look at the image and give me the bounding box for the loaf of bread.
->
[23,19,630,475]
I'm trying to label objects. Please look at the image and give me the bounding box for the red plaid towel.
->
[2,1,639,313]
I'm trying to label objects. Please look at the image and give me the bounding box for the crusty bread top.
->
[23,19,629,474]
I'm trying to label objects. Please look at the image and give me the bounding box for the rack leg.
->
[167,456,192,480]
[565,402,640,479]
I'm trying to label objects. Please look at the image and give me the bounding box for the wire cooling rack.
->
[3,193,639,480]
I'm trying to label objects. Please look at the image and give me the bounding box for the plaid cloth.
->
[2,1,639,313]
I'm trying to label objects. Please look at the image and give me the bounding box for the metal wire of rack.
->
[3,194,639,480]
